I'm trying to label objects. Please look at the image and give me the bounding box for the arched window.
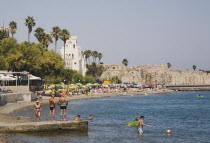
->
[73,44,75,48]
[72,54,74,59]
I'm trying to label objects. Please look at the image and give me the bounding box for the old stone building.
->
[100,64,210,85]
[60,36,86,75]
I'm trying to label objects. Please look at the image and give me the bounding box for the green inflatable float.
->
[126,121,138,127]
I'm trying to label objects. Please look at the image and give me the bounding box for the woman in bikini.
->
[34,101,43,121]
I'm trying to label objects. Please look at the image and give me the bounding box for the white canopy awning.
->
[29,75,41,80]
[0,75,16,80]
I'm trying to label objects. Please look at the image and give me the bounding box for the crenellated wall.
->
[100,64,210,85]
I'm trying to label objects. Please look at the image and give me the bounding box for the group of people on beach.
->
[34,92,94,121]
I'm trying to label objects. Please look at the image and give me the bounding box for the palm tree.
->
[42,33,53,50]
[83,50,89,63]
[51,26,61,53]
[25,16,36,42]
[98,53,103,63]
[192,65,196,71]
[122,59,128,66]
[83,50,92,64]
[34,27,45,43]
[9,21,17,37]
[92,51,98,62]
[59,29,70,63]
[167,63,171,69]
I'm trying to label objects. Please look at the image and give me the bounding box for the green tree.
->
[0,28,9,40]
[42,33,53,50]
[110,76,122,84]
[192,65,196,71]
[44,76,64,84]
[122,58,128,66]
[51,26,61,53]
[60,29,70,63]
[0,38,17,56]
[9,21,17,37]
[72,73,83,83]
[92,51,98,62]
[98,52,103,63]
[61,69,78,83]
[86,62,105,80]
[167,63,171,69]
[25,16,36,42]
[0,55,6,69]
[83,50,92,64]
[2,40,64,78]
[34,27,45,43]
[84,75,96,83]
[38,50,64,78]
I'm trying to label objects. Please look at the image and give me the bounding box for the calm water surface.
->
[11,91,210,143]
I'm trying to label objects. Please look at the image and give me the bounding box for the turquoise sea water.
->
[11,91,210,143]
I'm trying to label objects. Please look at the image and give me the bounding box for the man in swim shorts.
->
[49,94,56,121]
[34,101,43,121]
[58,93,68,121]
[137,116,150,135]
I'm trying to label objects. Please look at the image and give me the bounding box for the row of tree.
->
[167,63,197,71]
[83,50,103,64]
[1,17,71,55]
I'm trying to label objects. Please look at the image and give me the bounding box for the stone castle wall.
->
[100,64,210,85]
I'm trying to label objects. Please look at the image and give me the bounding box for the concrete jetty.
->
[0,120,88,133]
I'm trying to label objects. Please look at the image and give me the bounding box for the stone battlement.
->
[100,64,210,85]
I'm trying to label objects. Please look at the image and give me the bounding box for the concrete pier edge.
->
[0,121,88,133]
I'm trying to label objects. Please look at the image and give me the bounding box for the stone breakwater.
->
[100,64,210,85]
[0,121,88,133]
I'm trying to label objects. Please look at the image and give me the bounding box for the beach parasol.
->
[70,85,77,89]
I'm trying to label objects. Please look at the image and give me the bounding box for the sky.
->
[0,0,210,70]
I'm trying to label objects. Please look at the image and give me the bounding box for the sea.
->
[10,91,210,143]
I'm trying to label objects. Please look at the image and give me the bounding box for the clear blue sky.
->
[1,0,210,70]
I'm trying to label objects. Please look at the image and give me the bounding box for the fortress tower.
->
[60,36,86,75]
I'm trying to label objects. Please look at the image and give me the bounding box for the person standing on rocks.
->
[49,94,56,121]
[58,92,68,121]
[34,101,43,121]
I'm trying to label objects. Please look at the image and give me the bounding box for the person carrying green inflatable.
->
[126,117,139,127]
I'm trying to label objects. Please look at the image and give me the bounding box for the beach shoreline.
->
[0,89,173,143]
[0,89,173,114]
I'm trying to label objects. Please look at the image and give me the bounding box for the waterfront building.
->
[60,36,86,75]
